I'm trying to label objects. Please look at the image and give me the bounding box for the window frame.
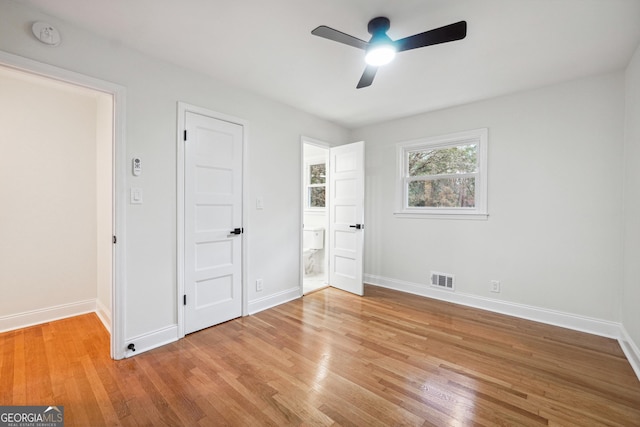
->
[304,158,327,212]
[395,128,488,219]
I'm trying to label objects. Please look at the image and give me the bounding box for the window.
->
[396,128,488,218]
[306,162,326,209]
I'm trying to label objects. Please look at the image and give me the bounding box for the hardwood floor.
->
[1,285,639,426]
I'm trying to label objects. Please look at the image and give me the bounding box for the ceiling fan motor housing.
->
[368,17,391,35]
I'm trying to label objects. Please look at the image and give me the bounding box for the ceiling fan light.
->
[365,44,396,66]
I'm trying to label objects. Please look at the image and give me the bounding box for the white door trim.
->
[0,50,128,359]
[177,102,249,338]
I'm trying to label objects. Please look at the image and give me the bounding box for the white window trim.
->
[304,156,327,212]
[395,128,488,219]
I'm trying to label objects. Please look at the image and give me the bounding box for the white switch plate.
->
[256,197,264,210]
[130,187,143,204]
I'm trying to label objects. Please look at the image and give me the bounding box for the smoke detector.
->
[32,22,61,46]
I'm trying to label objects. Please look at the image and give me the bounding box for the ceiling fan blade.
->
[311,25,369,50]
[356,65,378,89]
[395,21,467,52]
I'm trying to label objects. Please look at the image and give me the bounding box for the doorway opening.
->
[301,139,330,294]
[300,138,366,297]
[0,52,126,359]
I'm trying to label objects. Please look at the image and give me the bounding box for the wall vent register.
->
[430,271,454,291]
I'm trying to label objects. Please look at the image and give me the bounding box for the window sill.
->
[394,212,489,220]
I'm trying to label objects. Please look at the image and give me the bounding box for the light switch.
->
[256,197,264,210]
[130,187,143,204]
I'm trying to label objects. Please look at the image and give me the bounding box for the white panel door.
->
[329,141,365,296]
[185,112,242,334]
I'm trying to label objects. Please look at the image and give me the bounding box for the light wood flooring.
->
[1,285,639,426]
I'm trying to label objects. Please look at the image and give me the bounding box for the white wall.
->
[0,0,348,345]
[0,68,100,319]
[622,43,640,362]
[351,72,625,322]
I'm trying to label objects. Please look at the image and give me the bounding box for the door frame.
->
[300,136,331,295]
[0,50,127,359]
[177,102,249,338]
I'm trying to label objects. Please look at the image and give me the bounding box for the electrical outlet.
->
[256,279,263,292]
[491,280,500,293]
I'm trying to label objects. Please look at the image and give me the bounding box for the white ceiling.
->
[20,0,640,129]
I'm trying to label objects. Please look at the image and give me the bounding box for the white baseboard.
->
[95,299,112,333]
[0,299,96,333]
[619,326,640,380]
[124,325,179,358]
[365,274,622,338]
[247,286,301,315]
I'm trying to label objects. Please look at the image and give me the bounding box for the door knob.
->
[349,224,364,230]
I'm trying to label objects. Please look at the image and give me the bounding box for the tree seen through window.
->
[408,144,477,208]
[308,163,326,208]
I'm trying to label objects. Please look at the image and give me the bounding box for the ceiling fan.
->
[311,17,467,89]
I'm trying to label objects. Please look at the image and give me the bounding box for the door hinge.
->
[183,294,186,306]
[184,130,187,141]
[113,235,117,244]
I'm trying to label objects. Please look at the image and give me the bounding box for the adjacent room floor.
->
[303,272,327,294]
[1,285,639,426]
